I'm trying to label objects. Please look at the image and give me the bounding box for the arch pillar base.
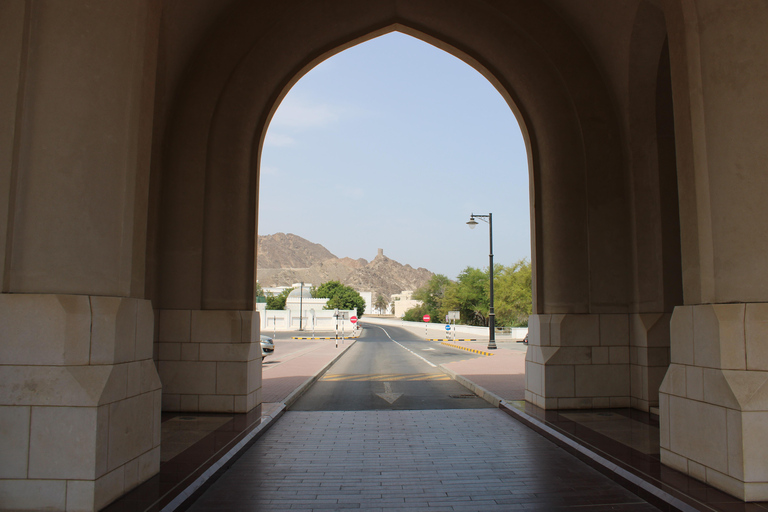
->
[156,310,262,413]
[525,313,632,409]
[660,304,768,501]
[0,294,161,512]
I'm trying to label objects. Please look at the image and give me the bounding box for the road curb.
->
[438,364,503,407]
[282,339,357,407]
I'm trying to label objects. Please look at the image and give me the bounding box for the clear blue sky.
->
[259,32,530,280]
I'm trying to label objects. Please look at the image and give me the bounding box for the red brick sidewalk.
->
[261,336,357,415]
[440,341,527,400]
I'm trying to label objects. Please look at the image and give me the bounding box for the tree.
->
[442,267,489,326]
[374,294,389,314]
[495,259,532,327]
[315,280,366,317]
[411,274,452,322]
[265,288,292,310]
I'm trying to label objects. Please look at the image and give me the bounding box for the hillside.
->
[256,233,432,299]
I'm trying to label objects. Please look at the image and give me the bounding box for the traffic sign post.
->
[423,314,430,337]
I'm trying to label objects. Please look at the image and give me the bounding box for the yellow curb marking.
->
[321,373,451,382]
[440,342,496,357]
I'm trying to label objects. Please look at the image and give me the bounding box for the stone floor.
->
[185,409,660,511]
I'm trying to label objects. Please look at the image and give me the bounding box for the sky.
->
[259,32,530,280]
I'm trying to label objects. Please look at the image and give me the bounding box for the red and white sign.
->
[350,316,358,324]
[423,314,431,322]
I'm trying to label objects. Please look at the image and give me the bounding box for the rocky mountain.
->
[256,232,337,269]
[256,233,433,300]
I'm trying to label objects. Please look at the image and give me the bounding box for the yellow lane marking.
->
[321,373,451,382]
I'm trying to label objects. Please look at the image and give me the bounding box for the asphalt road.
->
[289,322,493,411]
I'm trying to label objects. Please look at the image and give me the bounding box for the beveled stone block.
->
[693,304,746,370]
[180,343,200,361]
[528,314,551,346]
[159,309,191,342]
[241,310,260,342]
[199,394,234,412]
[742,411,768,482]
[216,361,248,395]
[592,347,609,364]
[670,306,694,365]
[609,346,629,364]
[199,342,252,362]
[552,314,599,347]
[703,368,739,409]
[547,347,591,365]
[136,301,155,360]
[90,296,137,365]
[668,395,728,474]
[94,466,125,511]
[126,361,142,398]
[29,406,99,479]
[0,406,30,478]
[191,310,242,343]
[179,394,199,411]
[574,364,629,398]
[159,342,181,361]
[0,479,66,511]
[137,446,160,482]
[108,393,155,471]
[0,294,91,365]
[158,361,216,395]
[599,314,629,346]
[543,365,574,397]
[746,303,768,371]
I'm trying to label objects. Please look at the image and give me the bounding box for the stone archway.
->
[150,0,634,415]
[5,0,768,507]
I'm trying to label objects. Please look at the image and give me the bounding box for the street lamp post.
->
[467,213,496,350]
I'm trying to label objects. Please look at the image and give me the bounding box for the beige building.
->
[2,1,768,509]
[392,290,423,318]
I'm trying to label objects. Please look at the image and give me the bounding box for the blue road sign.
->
[445,324,451,331]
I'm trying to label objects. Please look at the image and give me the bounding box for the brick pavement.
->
[186,409,658,511]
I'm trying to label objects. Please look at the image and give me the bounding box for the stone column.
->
[659,0,768,500]
[525,314,631,409]
[157,310,262,413]
[0,295,161,511]
[0,1,161,510]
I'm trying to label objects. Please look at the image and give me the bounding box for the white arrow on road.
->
[376,382,403,404]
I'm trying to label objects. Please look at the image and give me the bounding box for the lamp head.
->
[467,215,478,229]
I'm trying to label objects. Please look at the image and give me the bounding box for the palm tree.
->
[374,294,389,315]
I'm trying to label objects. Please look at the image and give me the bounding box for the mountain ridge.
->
[256,233,433,300]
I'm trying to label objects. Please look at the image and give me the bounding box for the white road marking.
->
[376,382,403,404]
[369,325,437,368]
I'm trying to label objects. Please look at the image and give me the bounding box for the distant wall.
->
[360,316,527,340]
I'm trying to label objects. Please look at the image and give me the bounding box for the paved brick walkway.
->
[186,409,658,511]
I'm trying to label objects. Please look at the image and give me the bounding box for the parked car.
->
[260,335,275,360]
